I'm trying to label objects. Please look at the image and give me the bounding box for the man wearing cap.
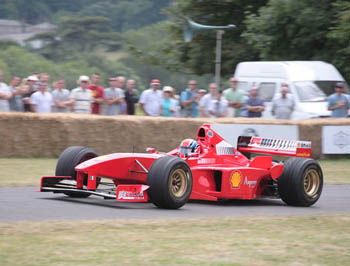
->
[21,75,38,112]
[0,70,11,112]
[88,73,104,115]
[223,77,244,117]
[328,82,349,118]
[69,75,93,114]
[139,79,162,116]
[180,80,200,117]
[30,81,53,113]
[161,86,176,117]
[104,77,125,116]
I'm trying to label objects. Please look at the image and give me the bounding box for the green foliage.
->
[129,0,267,78]
[0,0,172,31]
[0,0,51,24]
[122,22,214,92]
[327,1,350,82]
[0,46,142,90]
[243,0,349,82]
[243,0,336,59]
[0,40,19,50]
[29,16,122,60]
[66,0,172,32]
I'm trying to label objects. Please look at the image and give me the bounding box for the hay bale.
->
[1,113,349,158]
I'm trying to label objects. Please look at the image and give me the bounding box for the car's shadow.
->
[189,198,287,207]
[40,195,156,210]
[40,194,287,211]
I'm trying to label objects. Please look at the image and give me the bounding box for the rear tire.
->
[56,146,98,198]
[278,158,323,207]
[147,156,192,209]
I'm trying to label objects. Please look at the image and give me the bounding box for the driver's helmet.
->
[179,139,200,156]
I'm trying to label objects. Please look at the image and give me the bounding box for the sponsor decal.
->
[296,147,311,157]
[296,153,310,157]
[90,175,94,181]
[297,142,312,148]
[117,191,145,200]
[251,137,261,145]
[198,158,216,164]
[230,171,242,188]
[244,176,257,188]
[207,130,214,138]
[333,131,349,149]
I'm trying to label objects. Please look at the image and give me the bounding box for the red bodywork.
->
[40,124,311,203]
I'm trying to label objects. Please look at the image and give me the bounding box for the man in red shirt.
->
[88,73,104,114]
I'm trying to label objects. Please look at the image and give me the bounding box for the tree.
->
[243,0,349,82]
[0,0,97,24]
[327,1,350,82]
[75,0,173,32]
[29,16,122,60]
[0,0,50,24]
[126,0,267,77]
[0,46,142,90]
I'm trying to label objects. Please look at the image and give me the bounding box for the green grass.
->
[318,159,350,184]
[0,215,349,266]
[0,158,57,187]
[0,158,349,187]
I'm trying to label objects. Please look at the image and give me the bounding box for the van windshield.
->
[293,82,326,102]
[293,81,349,102]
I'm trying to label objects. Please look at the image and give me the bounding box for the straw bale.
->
[1,113,350,158]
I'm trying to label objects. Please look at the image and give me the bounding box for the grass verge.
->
[0,215,349,266]
[0,158,56,187]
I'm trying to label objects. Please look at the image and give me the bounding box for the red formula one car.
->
[40,124,323,209]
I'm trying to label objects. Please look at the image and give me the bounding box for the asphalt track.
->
[0,185,349,222]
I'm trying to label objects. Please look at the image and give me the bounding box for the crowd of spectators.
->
[0,69,348,118]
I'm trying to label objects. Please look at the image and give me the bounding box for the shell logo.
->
[230,171,242,188]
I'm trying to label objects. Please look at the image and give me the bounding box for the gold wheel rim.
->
[169,168,187,198]
[303,168,320,197]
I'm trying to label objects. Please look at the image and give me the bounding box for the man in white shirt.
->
[69,75,93,114]
[0,71,11,112]
[139,79,163,116]
[208,90,228,117]
[200,83,218,117]
[30,81,53,113]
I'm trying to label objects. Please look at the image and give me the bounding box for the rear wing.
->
[237,136,311,158]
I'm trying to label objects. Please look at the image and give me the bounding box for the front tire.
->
[56,146,98,198]
[278,158,323,207]
[147,156,193,209]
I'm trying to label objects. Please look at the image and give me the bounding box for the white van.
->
[234,61,349,119]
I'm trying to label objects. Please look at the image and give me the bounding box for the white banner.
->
[211,124,299,147]
[322,126,350,154]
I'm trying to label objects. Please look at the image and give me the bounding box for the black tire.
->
[147,156,193,209]
[56,146,98,198]
[278,157,323,207]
